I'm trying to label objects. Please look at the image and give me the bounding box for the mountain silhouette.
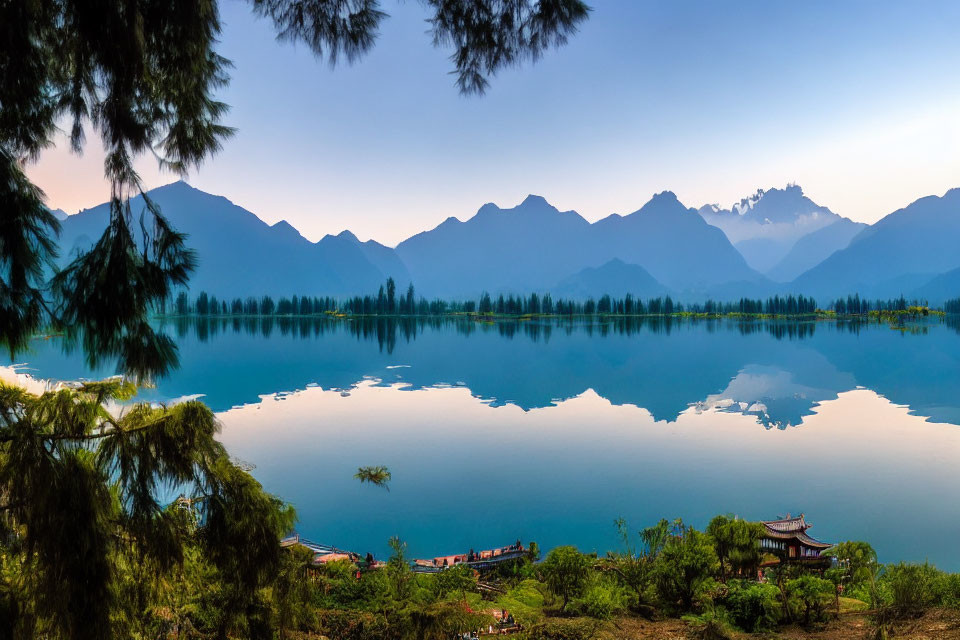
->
[396,194,592,298]
[552,259,670,299]
[792,188,960,299]
[766,218,866,283]
[397,191,763,298]
[49,182,960,304]
[698,185,854,274]
[56,181,409,298]
[912,267,960,304]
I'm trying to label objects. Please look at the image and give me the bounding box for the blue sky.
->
[30,0,960,245]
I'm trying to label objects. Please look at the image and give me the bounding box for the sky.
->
[27,0,960,246]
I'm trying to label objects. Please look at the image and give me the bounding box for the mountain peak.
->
[154,179,197,193]
[270,219,306,242]
[633,191,688,217]
[521,194,551,207]
[336,229,359,242]
[651,190,680,203]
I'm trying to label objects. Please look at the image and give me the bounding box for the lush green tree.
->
[0,379,293,640]
[604,517,669,610]
[786,575,833,625]
[541,545,592,612]
[386,536,415,602]
[824,540,878,616]
[722,579,781,632]
[825,540,878,588]
[273,545,318,638]
[706,514,764,582]
[653,520,718,612]
[433,564,477,601]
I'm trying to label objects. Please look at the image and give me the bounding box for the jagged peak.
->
[520,194,551,207]
[336,229,359,242]
[633,190,688,216]
[651,190,680,202]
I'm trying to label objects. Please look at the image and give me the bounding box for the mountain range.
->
[697,184,867,278]
[52,180,960,304]
[55,182,410,298]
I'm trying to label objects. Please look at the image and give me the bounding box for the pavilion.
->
[760,514,833,566]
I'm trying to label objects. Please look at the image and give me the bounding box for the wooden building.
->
[760,514,833,565]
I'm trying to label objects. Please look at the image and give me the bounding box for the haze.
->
[27,0,960,245]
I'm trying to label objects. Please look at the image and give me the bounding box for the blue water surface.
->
[7,316,960,568]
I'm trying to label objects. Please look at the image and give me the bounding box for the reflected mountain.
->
[10,316,960,429]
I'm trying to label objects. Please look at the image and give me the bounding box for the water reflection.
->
[218,380,960,570]
[11,316,960,427]
[7,316,960,568]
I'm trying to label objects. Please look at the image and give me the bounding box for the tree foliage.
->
[653,519,718,612]
[355,465,392,489]
[540,545,592,612]
[706,514,764,583]
[0,380,293,639]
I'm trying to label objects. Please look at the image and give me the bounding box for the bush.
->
[540,546,592,612]
[526,617,601,640]
[317,609,389,640]
[940,572,960,608]
[884,562,942,616]
[569,575,627,620]
[722,579,781,632]
[653,522,719,612]
[496,579,548,622]
[682,607,735,640]
[786,575,834,625]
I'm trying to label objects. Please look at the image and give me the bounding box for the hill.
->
[57,181,410,299]
[551,259,670,299]
[766,218,866,283]
[792,188,960,299]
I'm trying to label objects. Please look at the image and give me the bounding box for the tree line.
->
[171,280,832,318]
[169,280,960,321]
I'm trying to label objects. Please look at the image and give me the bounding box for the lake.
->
[6,316,960,569]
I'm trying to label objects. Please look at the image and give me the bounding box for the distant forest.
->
[166,279,959,319]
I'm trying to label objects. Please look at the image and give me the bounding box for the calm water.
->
[7,316,960,569]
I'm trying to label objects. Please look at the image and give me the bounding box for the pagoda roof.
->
[762,514,810,533]
[761,514,833,550]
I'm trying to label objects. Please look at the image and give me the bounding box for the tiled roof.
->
[762,514,809,533]
[761,514,833,549]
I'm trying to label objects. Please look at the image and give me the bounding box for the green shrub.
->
[653,522,719,612]
[884,562,942,616]
[682,607,735,640]
[569,575,627,620]
[317,609,389,640]
[526,617,601,640]
[940,573,960,608]
[786,575,834,625]
[722,579,781,632]
[540,546,592,612]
